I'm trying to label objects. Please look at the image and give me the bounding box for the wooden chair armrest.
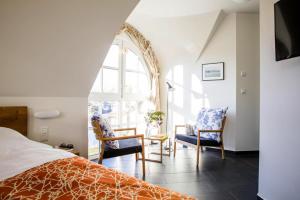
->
[113,127,136,132]
[113,128,136,135]
[101,134,144,141]
[197,130,223,133]
[113,127,137,136]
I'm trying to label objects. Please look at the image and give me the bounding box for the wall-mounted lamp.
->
[34,110,60,119]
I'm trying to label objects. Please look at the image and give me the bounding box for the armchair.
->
[91,120,146,177]
[174,108,227,166]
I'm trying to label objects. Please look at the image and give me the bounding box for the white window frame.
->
[89,38,151,100]
[89,36,151,129]
[88,37,151,159]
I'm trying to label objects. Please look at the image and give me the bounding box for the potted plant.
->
[145,111,165,137]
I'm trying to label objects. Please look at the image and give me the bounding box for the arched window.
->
[88,37,152,157]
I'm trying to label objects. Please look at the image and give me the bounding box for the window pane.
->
[90,72,102,93]
[88,101,120,127]
[126,49,139,71]
[122,101,148,133]
[103,45,119,68]
[125,72,150,96]
[87,101,120,157]
[100,101,120,128]
[138,59,146,72]
[88,101,101,156]
[103,68,119,93]
[125,72,138,94]
[138,73,150,97]
[122,101,138,127]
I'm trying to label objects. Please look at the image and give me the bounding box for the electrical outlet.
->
[40,126,48,142]
[41,127,48,134]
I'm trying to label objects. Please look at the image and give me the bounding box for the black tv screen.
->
[274,0,300,61]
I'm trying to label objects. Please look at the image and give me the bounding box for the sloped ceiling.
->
[127,10,225,64]
[197,10,226,60]
[134,0,259,17]
[126,0,258,65]
[0,0,138,97]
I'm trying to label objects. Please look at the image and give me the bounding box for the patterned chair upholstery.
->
[174,107,228,165]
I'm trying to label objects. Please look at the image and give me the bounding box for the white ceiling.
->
[132,0,259,18]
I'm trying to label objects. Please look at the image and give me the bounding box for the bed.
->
[0,106,194,199]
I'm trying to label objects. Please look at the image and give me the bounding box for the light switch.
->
[241,88,246,95]
[241,71,247,77]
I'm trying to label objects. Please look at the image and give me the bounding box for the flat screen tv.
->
[274,0,300,61]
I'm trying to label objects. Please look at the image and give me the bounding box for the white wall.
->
[259,0,300,199]
[128,12,260,151]
[128,12,237,150]
[0,0,139,157]
[0,97,88,157]
[196,13,237,150]
[236,13,260,151]
[0,0,138,97]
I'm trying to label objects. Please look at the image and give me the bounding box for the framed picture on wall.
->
[202,62,224,81]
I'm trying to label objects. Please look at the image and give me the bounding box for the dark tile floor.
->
[93,145,259,200]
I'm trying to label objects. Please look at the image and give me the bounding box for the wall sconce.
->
[34,110,60,119]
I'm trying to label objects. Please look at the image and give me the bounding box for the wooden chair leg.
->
[98,155,103,164]
[141,138,146,177]
[98,143,105,164]
[196,144,201,166]
[135,153,139,161]
[221,144,225,160]
[196,131,201,166]
[98,152,104,164]
[174,141,177,157]
[160,141,163,162]
[142,153,145,177]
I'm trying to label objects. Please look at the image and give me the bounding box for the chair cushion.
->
[91,114,119,149]
[103,138,142,158]
[175,134,221,147]
[193,107,227,142]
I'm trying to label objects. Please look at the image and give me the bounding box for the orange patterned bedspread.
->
[0,157,194,200]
